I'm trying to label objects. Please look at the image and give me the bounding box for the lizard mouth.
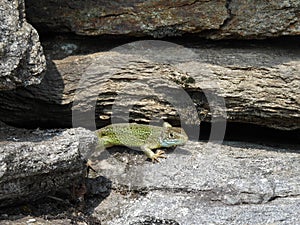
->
[161,138,187,147]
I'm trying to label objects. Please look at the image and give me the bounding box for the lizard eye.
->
[169,132,174,138]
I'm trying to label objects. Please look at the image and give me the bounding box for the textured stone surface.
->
[24,0,300,39]
[25,0,228,38]
[90,141,300,224]
[0,122,98,207]
[102,194,300,225]
[1,139,299,224]
[0,40,299,130]
[211,0,300,39]
[0,0,46,90]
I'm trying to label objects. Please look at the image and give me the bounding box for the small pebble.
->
[26,218,36,223]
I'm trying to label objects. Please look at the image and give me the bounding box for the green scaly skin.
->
[95,122,188,162]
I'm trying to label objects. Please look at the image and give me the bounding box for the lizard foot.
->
[151,150,167,163]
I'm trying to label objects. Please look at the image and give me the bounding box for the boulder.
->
[24,0,300,38]
[212,0,300,39]
[25,0,228,37]
[0,122,98,207]
[0,0,46,90]
[91,140,300,224]
[0,40,299,130]
[0,137,299,223]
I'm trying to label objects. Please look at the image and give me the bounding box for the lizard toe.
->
[151,150,167,163]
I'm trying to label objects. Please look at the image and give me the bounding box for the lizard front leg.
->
[141,145,166,163]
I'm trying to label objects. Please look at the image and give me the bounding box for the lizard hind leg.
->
[141,145,167,163]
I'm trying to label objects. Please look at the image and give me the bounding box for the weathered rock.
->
[100,193,300,224]
[0,139,299,224]
[0,40,299,130]
[0,122,98,207]
[24,0,228,38]
[24,0,300,39]
[0,0,46,90]
[90,140,300,224]
[212,0,300,39]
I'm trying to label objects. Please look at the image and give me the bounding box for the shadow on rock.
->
[0,176,112,225]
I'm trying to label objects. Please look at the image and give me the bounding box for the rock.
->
[0,40,299,130]
[100,193,300,224]
[211,0,300,39]
[24,0,228,38]
[0,122,98,207]
[0,216,74,225]
[24,0,300,39]
[0,0,46,90]
[91,141,300,224]
[0,138,299,224]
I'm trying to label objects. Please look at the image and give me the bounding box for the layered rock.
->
[0,40,299,130]
[25,0,228,37]
[0,122,98,207]
[91,140,300,224]
[1,140,299,224]
[212,0,300,39]
[25,0,300,38]
[0,0,46,90]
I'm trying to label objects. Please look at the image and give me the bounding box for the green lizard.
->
[95,122,188,162]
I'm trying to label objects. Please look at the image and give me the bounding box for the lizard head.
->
[159,122,188,147]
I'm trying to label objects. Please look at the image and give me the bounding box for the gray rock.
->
[103,193,300,225]
[0,122,98,207]
[0,0,46,90]
[91,141,300,224]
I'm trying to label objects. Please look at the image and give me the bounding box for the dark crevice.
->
[114,186,214,195]
[268,194,300,203]
[130,216,180,225]
[113,186,300,206]
[222,0,233,29]
[268,195,281,202]
[199,122,300,146]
